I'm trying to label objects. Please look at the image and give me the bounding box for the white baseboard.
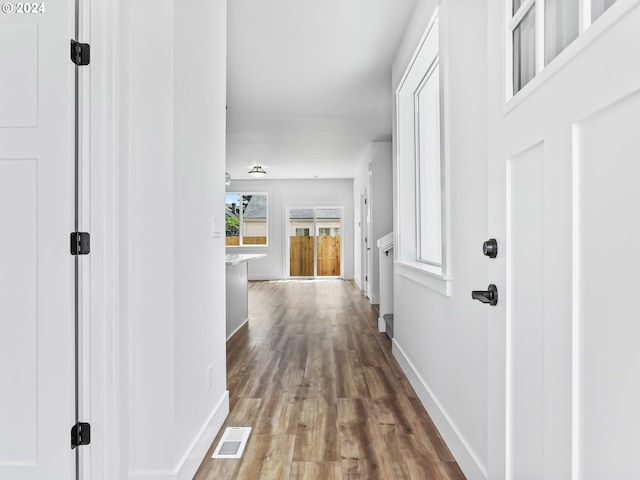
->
[227,318,248,341]
[176,390,230,480]
[129,391,230,480]
[129,472,173,480]
[392,340,487,480]
[247,274,284,281]
[377,316,386,332]
[248,275,356,282]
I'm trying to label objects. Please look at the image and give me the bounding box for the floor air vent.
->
[212,427,252,459]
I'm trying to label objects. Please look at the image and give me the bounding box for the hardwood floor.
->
[194,280,466,480]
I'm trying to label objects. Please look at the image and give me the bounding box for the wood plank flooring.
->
[194,280,465,480]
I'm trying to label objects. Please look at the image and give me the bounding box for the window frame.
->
[225,192,269,248]
[395,8,452,296]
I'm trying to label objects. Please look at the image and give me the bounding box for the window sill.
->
[396,261,452,297]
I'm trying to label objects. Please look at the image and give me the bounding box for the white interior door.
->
[488,2,640,479]
[364,186,372,299]
[0,3,75,479]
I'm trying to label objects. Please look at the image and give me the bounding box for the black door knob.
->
[483,239,498,258]
[472,284,498,306]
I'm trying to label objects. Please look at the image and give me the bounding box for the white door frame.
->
[364,181,373,299]
[84,1,118,479]
[360,194,367,291]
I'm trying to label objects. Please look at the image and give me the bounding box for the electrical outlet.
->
[207,365,214,388]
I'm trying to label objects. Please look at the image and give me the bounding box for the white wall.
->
[119,0,229,477]
[391,1,489,478]
[226,178,354,280]
[173,0,229,476]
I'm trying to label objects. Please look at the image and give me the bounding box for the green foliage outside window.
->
[226,214,239,237]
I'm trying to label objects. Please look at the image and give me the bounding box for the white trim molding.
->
[396,261,452,297]
[128,391,229,480]
[175,391,229,480]
[395,8,453,294]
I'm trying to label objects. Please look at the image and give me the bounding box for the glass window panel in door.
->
[545,0,579,64]
[316,209,341,277]
[513,6,536,94]
[513,0,525,15]
[592,0,617,21]
[289,209,314,277]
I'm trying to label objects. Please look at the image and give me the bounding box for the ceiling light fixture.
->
[248,165,267,178]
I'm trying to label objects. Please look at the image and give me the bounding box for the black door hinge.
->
[70,232,90,255]
[71,422,91,449]
[70,39,90,66]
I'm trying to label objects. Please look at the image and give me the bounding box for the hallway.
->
[195,280,465,479]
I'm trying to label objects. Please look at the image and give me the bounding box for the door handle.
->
[472,284,498,306]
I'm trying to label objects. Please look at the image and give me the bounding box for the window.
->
[509,0,617,96]
[225,193,268,246]
[545,0,579,64]
[319,227,341,236]
[512,4,536,93]
[395,9,451,295]
[415,60,442,266]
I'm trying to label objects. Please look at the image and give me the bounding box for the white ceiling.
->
[226,0,418,180]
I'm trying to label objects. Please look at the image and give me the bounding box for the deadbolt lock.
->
[482,238,498,258]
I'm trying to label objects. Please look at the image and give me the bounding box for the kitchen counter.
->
[225,253,267,265]
[225,253,266,339]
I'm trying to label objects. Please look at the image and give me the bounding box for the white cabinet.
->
[225,254,266,339]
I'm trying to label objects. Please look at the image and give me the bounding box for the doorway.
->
[287,207,343,278]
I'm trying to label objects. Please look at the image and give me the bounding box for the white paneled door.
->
[488,2,640,479]
[0,1,75,479]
